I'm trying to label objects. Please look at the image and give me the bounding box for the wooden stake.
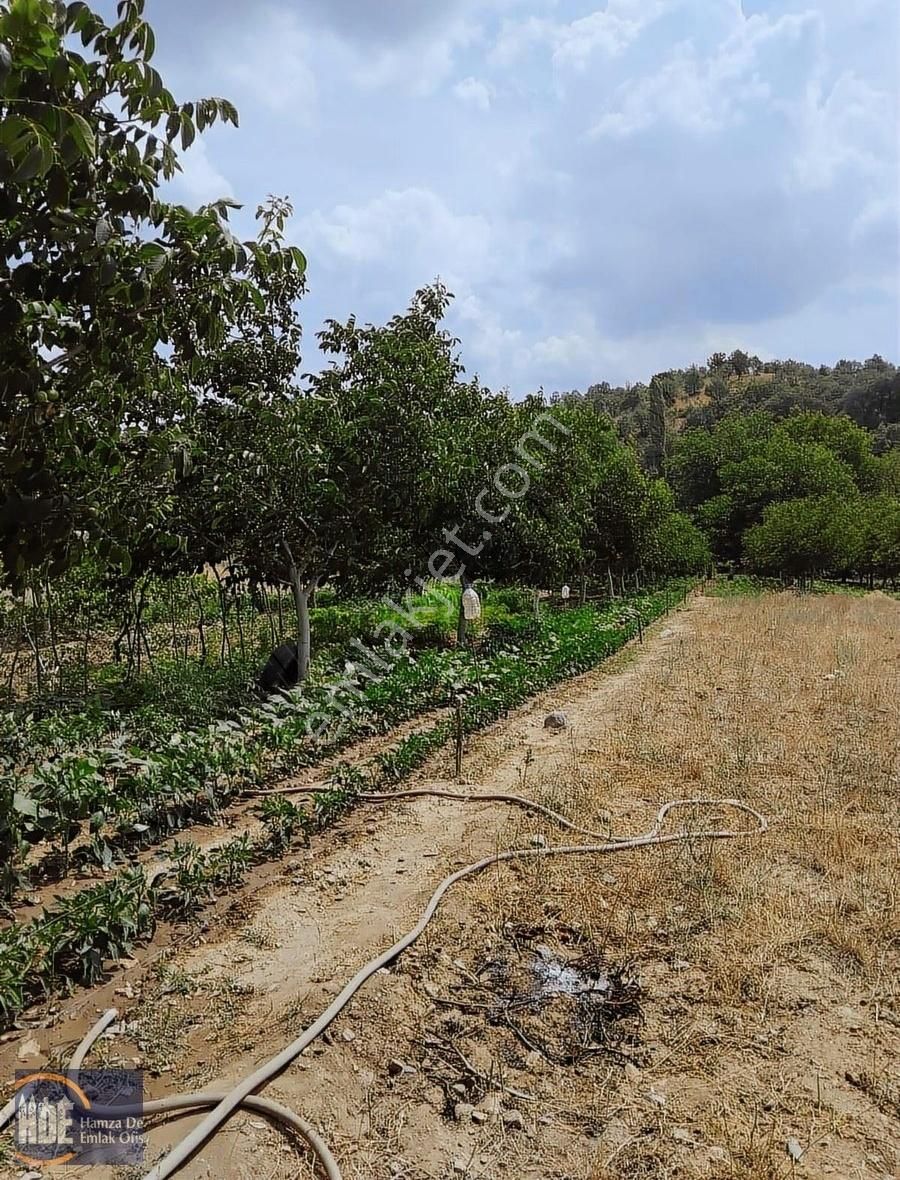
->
[454,698,464,780]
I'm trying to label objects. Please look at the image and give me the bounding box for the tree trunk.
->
[211,565,230,663]
[169,583,178,657]
[579,574,587,606]
[456,593,468,648]
[136,578,152,673]
[289,567,315,682]
[190,581,208,662]
[607,567,615,600]
[235,592,246,661]
[43,576,61,692]
[5,629,22,702]
[81,606,91,695]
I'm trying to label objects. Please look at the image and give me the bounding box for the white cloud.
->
[454,290,526,378]
[589,9,820,138]
[552,0,671,70]
[488,15,557,68]
[349,14,482,95]
[298,188,494,277]
[789,73,894,190]
[171,139,234,205]
[166,0,897,389]
[490,1,673,71]
[223,7,317,115]
[453,75,494,111]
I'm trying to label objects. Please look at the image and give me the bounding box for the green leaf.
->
[12,793,39,819]
[290,246,307,276]
[68,112,96,158]
[139,242,168,274]
[12,141,47,182]
[65,1,90,30]
[179,111,195,150]
[95,217,112,245]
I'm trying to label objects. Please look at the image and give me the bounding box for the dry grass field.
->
[432,590,900,1179]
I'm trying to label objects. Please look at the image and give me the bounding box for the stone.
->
[388,1058,414,1077]
[471,1110,488,1125]
[501,1109,527,1131]
[452,1160,469,1176]
[529,834,547,849]
[454,1102,475,1123]
[624,1063,641,1085]
[17,1038,42,1062]
[543,711,568,730]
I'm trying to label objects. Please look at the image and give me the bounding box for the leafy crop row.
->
[0,585,690,1025]
[0,641,487,902]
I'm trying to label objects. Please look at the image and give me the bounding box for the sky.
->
[122,0,897,393]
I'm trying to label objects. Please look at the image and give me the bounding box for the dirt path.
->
[0,596,698,1179]
[127,601,699,1179]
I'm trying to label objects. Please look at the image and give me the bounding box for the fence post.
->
[454,697,464,780]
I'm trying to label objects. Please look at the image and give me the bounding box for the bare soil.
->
[2,590,897,1180]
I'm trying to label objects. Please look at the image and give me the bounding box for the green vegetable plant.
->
[256,794,313,853]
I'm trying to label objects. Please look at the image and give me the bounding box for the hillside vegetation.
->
[557,352,900,461]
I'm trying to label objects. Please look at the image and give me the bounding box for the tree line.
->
[1,1,897,689]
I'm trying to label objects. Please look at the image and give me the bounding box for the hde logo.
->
[13,1068,144,1168]
[14,1072,86,1166]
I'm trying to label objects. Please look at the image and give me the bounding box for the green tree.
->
[645,376,669,473]
[496,399,618,590]
[743,497,863,582]
[729,350,750,378]
[0,0,303,584]
[684,365,703,396]
[858,495,900,586]
[197,283,476,680]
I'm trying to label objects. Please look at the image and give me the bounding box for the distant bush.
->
[484,585,533,615]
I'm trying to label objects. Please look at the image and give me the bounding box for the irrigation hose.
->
[0,796,766,1180]
[0,1007,120,1132]
[67,1006,119,1072]
[316,785,618,840]
[259,780,648,842]
[0,1006,344,1179]
[93,1093,343,1180]
[144,796,767,1180]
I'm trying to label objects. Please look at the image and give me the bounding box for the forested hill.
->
[552,353,900,465]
